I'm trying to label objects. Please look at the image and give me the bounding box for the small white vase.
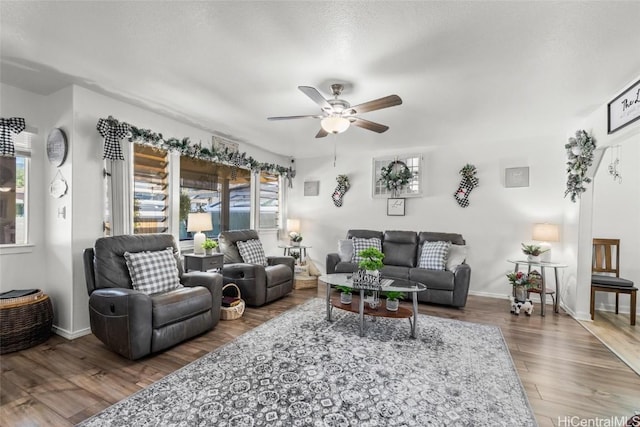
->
[340,292,352,305]
[291,240,301,247]
[527,254,540,263]
[386,299,399,312]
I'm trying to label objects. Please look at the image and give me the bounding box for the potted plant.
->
[521,243,549,263]
[201,238,219,255]
[335,285,353,305]
[357,247,385,277]
[289,231,303,247]
[384,291,406,312]
[506,271,532,302]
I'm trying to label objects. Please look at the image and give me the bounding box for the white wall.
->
[1,83,290,337]
[290,134,569,301]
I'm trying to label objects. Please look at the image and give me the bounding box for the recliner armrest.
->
[88,288,152,360]
[451,263,471,308]
[267,256,295,273]
[182,271,224,325]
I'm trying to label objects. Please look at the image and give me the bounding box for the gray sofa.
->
[83,234,223,360]
[326,229,471,307]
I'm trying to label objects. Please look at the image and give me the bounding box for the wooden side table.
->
[184,253,224,272]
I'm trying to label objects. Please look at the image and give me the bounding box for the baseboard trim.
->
[52,325,91,340]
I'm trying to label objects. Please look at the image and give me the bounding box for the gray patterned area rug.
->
[79,298,536,426]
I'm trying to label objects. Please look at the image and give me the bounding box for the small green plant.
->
[335,285,352,295]
[201,239,219,250]
[384,291,406,301]
[521,243,548,256]
[357,247,385,271]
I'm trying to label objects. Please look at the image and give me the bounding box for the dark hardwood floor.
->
[2,286,639,426]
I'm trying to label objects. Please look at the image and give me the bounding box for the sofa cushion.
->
[352,237,383,265]
[410,268,456,291]
[446,245,468,270]
[124,248,183,295]
[347,229,384,241]
[380,265,410,280]
[383,231,418,267]
[237,239,268,266]
[218,229,260,264]
[418,241,451,270]
[338,239,354,262]
[335,262,358,273]
[151,286,212,329]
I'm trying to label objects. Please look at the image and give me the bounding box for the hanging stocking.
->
[97,116,130,160]
[453,164,478,208]
[0,117,26,157]
[332,174,350,207]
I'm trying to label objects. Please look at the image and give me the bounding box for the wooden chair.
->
[590,238,637,326]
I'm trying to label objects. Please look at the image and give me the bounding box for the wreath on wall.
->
[564,129,596,202]
[379,161,413,193]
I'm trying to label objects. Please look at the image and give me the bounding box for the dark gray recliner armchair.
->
[218,229,294,307]
[83,234,223,360]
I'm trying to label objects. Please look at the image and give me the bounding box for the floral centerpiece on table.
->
[289,231,303,245]
[507,271,532,302]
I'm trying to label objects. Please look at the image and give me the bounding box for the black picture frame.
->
[607,78,640,134]
[387,198,405,216]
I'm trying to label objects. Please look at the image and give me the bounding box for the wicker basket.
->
[220,283,245,321]
[0,290,53,354]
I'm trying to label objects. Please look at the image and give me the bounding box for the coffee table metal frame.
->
[320,273,427,338]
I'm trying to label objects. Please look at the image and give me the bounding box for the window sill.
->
[0,244,35,255]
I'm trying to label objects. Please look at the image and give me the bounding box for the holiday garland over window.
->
[96,116,296,182]
[564,129,596,202]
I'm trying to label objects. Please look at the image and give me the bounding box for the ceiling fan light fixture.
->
[321,116,350,134]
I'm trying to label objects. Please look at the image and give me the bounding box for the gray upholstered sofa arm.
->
[267,256,295,272]
[88,288,152,360]
[182,271,223,325]
[221,263,268,306]
[326,253,341,274]
[451,263,471,308]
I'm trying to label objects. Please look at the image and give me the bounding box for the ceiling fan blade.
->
[350,117,389,133]
[349,94,402,114]
[267,114,324,121]
[298,86,332,110]
[315,128,329,138]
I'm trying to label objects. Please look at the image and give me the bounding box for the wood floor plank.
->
[1,288,639,426]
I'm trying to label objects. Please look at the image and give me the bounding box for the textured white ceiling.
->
[1,1,639,158]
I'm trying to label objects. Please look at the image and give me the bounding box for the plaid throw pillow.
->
[124,248,182,295]
[418,241,451,270]
[237,239,268,266]
[352,237,383,265]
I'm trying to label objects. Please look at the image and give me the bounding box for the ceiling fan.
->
[267,84,402,138]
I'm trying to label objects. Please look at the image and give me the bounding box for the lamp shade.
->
[320,116,350,134]
[287,218,300,233]
[187,213,213,233]
[532,223,559,242]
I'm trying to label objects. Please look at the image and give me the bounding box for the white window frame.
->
[372,154,423,198]
[0,133,32,249]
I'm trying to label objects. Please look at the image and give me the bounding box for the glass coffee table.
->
[319,273,427,338]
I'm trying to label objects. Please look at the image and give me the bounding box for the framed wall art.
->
[505,167,529,188]
[372,154,422,198]
[387,198,405,216]
[303,180,319,196]
[608,79,640,134]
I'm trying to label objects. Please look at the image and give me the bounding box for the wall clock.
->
[47,128,68,167]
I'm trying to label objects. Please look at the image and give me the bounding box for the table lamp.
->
[187,213,213,255]
[532,223,559,262]
[287,218,300,234]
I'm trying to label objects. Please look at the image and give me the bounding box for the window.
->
[372,154,422,198]
[258,172,280,229]
[133,144,169,234]
[0,134,30,245]
[179,157,251,241]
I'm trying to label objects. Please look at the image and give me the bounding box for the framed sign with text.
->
[608,79,640,134]
[387,198,405,216]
